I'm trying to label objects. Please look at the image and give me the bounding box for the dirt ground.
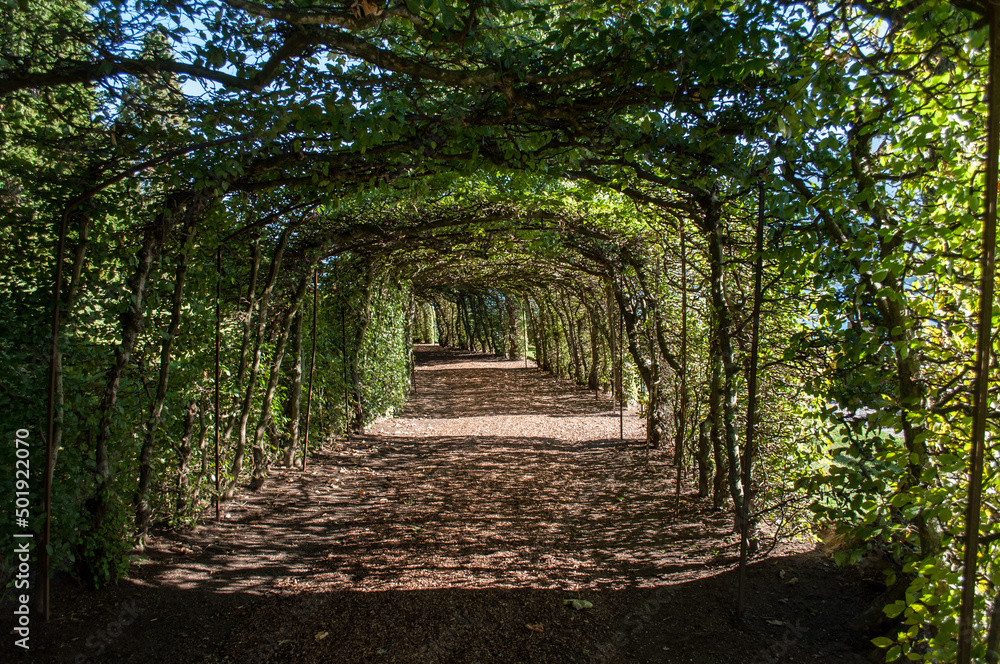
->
[4,345,881,663]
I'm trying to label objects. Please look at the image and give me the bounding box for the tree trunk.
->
[488,294,503,355]
[432,300,448,347]
[703,192,744,528]
[450,299,459,348]
[533,295,550,372]
[697,419,712,497]
[987,587,1000,664]
[349,267,374,434]
[233,233,262,393]
[282,310,304,467]
[610,274,652,388]
[646,354,663,449]
[588,307,600,390]
[506,296,521,359]
[620,245,683,374]
[80,192,198,588]
[405,292,416,389]
[219,232,261,449]
[478,296,491,353]
[565,301,582,383]
[468,295,480,351]
[193,390,210,493]
[227,222,293,496]
[540,297,553,373]
[611,269,669,447]
[459,294,474,350]
[550,299,563,377]
[606,286,618,403]
[709,330,727,510]
[474,296,489,353]
[135,222,196,537]
[737,183,768,619]
[252,273,311,486]
[676,223,689,474]
[175,399,198,514]
[526,296,543,368]
[48,202,96,491]
[558,295,584,384]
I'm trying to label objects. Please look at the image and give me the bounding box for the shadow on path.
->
[3,345,877,664]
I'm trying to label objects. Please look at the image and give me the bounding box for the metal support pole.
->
[959,4,1000,661]
[737,182,766,621]
[214,243,222,521]
[676,221,688,513]
[341,284,350,439]
[303,267,318,470]
[523,297,528,369]
[619,277,624,442]
[43,208,71,621]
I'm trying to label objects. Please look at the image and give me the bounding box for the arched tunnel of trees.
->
[3,0,1000,661]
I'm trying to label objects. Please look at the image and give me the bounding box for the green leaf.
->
[890,493,913,508]
[883,602,905,619]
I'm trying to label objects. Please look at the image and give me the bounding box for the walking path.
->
[9,345,875,664]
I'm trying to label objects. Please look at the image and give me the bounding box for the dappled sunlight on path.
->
[9,345,876,664]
